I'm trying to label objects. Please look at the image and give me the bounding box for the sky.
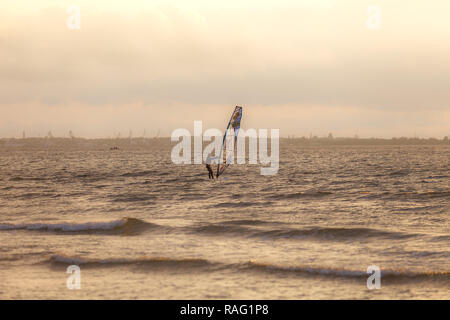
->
[0,0,449,138]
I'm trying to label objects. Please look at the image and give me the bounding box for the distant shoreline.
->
[0,137,448,150]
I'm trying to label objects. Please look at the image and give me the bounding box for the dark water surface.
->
[0,141,449,299]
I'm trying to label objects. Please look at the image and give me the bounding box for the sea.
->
[0,139,449,299]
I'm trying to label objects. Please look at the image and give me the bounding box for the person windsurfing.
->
[206,154,215,179]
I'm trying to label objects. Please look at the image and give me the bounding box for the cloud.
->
[0,1,449,137]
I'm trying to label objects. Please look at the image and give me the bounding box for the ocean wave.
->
[252,226,415,240]
[269,191,333,200]
[389,169,410,177]
[112,195,157,203]
[179,193,209,200]
[0,217,158,235]
[242,261,450,281]
[190,223,416,241]
[121,170,156,177]
[414,190,450,199]
[221,219,272,226]
[380,190,450,200]
[43,255,450,281]
[46,254,213,269]
[431,234,450,242]
[213,201,273,208]
[191,224,249,235]
[9,176,46,181]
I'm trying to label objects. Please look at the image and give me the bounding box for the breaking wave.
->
[0,217,158,235]
[42,255,450,282]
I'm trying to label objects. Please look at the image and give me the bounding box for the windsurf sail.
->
[216,106,243,178]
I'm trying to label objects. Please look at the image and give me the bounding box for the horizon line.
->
[1,136,449,141]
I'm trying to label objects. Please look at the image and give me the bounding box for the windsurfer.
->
[206,163,214,179]
[206,154,215,179]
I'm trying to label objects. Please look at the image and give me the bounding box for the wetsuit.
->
[206,164,214,179]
